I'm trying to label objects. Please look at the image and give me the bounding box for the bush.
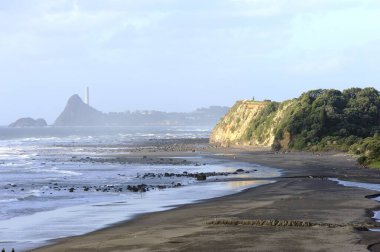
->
[291,137,307,150]
[244,102,280,142]
[357,156,368,165]
[271,141,281,151]
[274,87,380,151]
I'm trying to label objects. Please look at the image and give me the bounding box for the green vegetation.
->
[244,101,280,142]
[284,87,380,167]
[244,87,380,167]
[275,87,379,147]
[350,135,380,168]
[369,161,380,169]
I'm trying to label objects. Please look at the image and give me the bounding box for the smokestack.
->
[85,86,89,105]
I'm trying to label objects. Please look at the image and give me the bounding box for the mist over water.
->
[0,125,211,141]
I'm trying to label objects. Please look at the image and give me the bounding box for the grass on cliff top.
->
[368,161,380,169]
[246,100,272,104]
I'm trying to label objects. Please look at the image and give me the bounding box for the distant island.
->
[211,87,380,168]
[9,117,47,128]
[54,94,229,127]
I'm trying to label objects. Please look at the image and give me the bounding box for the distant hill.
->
[54,94,229,127]
[54,95,106,126]
[211,87,380,167]
[9,117,47,128]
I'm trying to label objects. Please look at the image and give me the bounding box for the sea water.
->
[330,178,380,231]
[0,126,280,251]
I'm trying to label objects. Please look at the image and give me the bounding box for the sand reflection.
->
[226,180,270,188]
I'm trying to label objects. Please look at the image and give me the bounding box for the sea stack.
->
[54,94,106,126]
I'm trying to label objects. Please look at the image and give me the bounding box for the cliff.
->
[211,87,380,153]
[210,100,294,147]
[9,117,48,128]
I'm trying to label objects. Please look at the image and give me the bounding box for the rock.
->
[196,173,207,181]
[236,169,245,172]
[127,184,148,193]
[69,187,75,192]
[54,94,106,126]
[8,117,47,128]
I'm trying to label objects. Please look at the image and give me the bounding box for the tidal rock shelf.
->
[137,169,253,181]
[207,218,380,231]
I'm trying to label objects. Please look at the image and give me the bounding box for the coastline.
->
[31,147,380,252]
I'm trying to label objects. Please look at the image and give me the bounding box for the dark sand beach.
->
[32,146,380,252]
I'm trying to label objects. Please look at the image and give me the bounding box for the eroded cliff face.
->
[210,100,294,148]
[210,101,267,147]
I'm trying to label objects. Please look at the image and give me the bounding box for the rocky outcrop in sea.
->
[8,118,47,128]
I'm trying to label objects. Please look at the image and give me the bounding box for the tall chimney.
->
[85,86,90,105]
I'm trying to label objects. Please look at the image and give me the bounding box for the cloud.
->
[1,0,379,70]
[0,0,172,63]
[289,7,380,53]
[0,0,379,124]
[290,57,345,75]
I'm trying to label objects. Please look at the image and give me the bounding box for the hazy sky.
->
[1,0,380,125]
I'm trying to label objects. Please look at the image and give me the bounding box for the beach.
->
[0,128,278,251]
[31,147,380,252]
[2,1,380,251]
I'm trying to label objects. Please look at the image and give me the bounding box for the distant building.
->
[85,86,90,105]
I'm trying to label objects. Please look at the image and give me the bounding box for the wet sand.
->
[32,146,380,252]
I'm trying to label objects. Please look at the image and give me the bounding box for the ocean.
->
[0,126,280,251]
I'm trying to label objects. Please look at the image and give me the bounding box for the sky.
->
[0,0,380,125]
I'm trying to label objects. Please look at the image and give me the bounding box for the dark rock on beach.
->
[196,173,207,181]
[127,184,148,193]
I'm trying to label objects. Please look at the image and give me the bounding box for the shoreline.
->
[33,179,279,251]
[31,147,380,252]
[1,152,278,251]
